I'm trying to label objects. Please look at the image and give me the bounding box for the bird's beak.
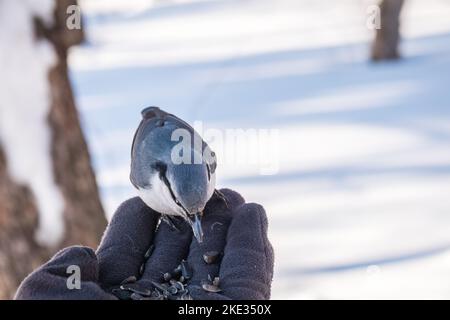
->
[191,212,204,243]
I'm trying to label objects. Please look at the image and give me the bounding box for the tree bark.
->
[0,148,52,299]
[371,0,405,61]
[0,0,107,299]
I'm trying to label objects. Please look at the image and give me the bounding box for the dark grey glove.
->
[116,189,274,300]
[15,189,274,300]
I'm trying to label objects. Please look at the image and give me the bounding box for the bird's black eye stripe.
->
[161,172,181,207]
[154,163,176,201]
[152,162,187,211]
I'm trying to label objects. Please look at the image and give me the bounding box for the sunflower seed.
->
[178,292,193,300]
[168,286,178,295]
[212,277,220,287]
[111,287,132,300]
[179,276,185,283]
[203,251,220,264]
[149,292,165,300]
[120,276,137,285]
[202,283,222,293]
[130,293,144,300]
[175,281,185,291]
[139,264,145,276]
[163,272,172,282]
[151,281,170,296]
[120,283,152,296]
[173,264,182,277]
[181,260,193,279]
[144,245,154,260]
[141,296,161,301]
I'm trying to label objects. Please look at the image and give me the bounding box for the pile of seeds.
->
[112,260,193,300]
[112,250,223,300]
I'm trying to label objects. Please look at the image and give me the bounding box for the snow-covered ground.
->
[70,0,450,299]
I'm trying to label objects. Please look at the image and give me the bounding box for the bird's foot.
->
[161,215,181,232]
[214,189,229,209]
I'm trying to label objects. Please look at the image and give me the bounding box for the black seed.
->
[120,276,137,285]
[203,251,220,264]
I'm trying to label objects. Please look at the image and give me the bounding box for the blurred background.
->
[1,0,450,299]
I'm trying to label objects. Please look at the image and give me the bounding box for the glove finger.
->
[16,246,116,300]
[42,246,99,281]
[219,203,274,300]
[137,216,193,286]
[187,189,245,289]
[96,197,160,287]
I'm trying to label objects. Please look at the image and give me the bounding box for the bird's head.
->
[164,160,215,242]
[130,107,217,242]
[166,161,213,213]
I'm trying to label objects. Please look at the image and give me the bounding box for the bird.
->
[130,106,220,243]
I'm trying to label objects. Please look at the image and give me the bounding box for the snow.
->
[0,0,65,247]
[71,0,450,298]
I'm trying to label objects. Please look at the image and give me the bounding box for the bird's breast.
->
[137,173,184,216]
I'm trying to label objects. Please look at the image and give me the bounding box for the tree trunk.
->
[371,0,405,61]
[0,0,107,299]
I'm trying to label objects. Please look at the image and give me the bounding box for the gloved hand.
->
[15,189,274,300]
